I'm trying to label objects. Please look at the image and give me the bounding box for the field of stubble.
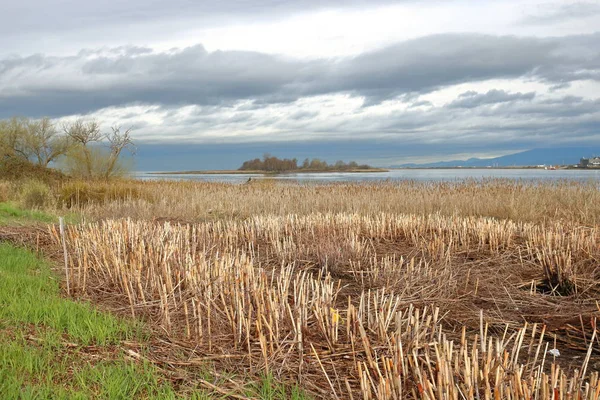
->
[50,179,600,399]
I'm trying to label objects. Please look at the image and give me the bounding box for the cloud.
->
[82,89,600,147]
[0,44,320,116]
[1,32,599,118]
[327,34,558,102]
[289,110,319,120]
[0,0,402,39]
[499,96,600,118]
[409,100,433,108]
[1,29,600,165]
[523,1,600,25]
[448,89,536,108]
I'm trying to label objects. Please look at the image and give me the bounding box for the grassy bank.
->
[0,243,186,399]
[0,202,57,225]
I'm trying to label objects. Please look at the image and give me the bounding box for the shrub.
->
[58,181,147,208]
[0,157,65,183]
[0,181,10,202]
[19,180,54,209]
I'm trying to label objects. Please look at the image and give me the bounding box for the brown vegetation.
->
[62,179,600,226]
[33,179,600,399]
[0,157,66,183]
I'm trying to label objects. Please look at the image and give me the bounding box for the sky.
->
[1,0,599,168]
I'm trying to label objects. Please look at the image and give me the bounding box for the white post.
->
[59,217,70,295]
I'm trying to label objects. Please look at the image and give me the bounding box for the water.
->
[134,169,600,184]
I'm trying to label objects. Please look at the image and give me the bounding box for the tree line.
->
[239,154,373,172]
[0,116,134,179]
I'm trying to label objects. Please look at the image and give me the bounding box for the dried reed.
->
[52,210,600,399]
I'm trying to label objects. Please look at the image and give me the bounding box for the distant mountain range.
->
[393,147,600,168]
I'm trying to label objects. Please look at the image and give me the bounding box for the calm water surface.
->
[135,169,600,184]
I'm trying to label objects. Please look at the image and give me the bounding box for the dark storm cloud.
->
[0,44,323,116]
[448,89,536,108]
[2,32,599,118]
[326,34,557,102]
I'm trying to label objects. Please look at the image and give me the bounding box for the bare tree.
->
[63,119,102,145]
[103,126,135,179]
[0,117,29,159]
[61,120,135,179]
[63,119,103,177]
[23,117,71,166]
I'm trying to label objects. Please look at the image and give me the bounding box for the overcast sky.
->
[1,0,599,166]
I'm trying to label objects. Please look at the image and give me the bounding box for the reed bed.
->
[52,210,600,399]
[51,178,600,225]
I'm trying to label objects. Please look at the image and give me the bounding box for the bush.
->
[58,181,147,208]
[0,181,10,202]
[19,180,54,209]
[0,157,65,183]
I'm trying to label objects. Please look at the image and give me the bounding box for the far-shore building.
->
[580,157,600,168]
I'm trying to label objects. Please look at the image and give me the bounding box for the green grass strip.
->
[0,242,140,345]
[0,202,57,225]
[0,243,310,399]
[0,243,183,399]
[0,202,80,225]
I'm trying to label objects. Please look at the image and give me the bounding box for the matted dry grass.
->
[51,182,600,399]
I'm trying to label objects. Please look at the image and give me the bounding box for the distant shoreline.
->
[390,166,598,170]
[145,166,600,174]
[149,168,389,175]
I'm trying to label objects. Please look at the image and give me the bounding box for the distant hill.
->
[393,147,600,168]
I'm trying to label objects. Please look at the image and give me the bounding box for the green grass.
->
[0,331,191,399]
[0,243,186,399]
[0,243,311,399]
[0,202,57,225]
[0,242,142,345]
[250,374,308,400]
[0,202,80,226]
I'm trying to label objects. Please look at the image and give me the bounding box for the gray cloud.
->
[327,34,558,102]
[289,110,319,120]
[495,96,600,118]
[523,1,600,25]
[448,89,536,109]
[1,33,599,118]
[3,1,598,166]
[0,44,319,116]
[1,30,599,163]
[409,100,433,108]
[0,0,401,39]
[66,86,599,168]
[180,94,598,145]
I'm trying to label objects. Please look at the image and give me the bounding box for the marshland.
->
[2,176,599,399]
[3,0,600,397]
